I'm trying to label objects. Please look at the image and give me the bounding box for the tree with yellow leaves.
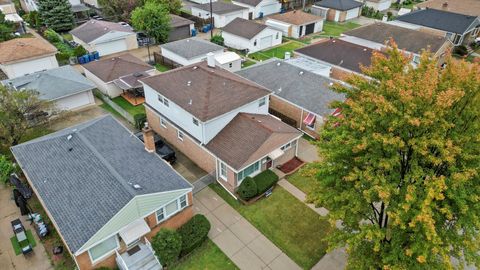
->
[309,44,480,269]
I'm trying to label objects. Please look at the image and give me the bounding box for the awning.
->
[5,13,23,23]
[269,148,284,160]
[118,219,151,245]
[303,113,316,126]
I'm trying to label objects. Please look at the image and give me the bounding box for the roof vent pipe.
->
[207,52,215,68]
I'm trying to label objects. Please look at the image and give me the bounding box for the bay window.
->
[236,161,260,182]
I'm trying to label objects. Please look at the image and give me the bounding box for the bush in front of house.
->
[134,113,147,130]
[255,170,279,195]
[453,45,469,56]
[151,228,182,267]
[210,34,224,46]
[73,45,88,57]
[237,176,258,201]
[178,214,211,256]
[43,28,61,43]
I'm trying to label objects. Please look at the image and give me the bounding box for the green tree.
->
[98,0,143,22]
[0,85,58,149]
[151,228,182,266]
[38,0,74,32]
[211,34,224,46]
[0,11,14,41]
[150,0,182,14]
[0,155,15,183]
[131,1,170,44]
[309,44,480,269]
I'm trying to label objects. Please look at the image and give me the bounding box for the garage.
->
[56,91,95,110]
[95,39,128,56]
[259,35,273,49]
[345,7,360,20]
[260,3,281,16]
[305,23,315,35]
[169,25,190,42]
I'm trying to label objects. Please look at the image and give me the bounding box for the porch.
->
[116,239,162,270]
[113,72,149,106]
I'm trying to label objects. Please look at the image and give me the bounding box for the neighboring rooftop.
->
[11,116,191,253]
[295,39,379,74]
[344,22,447,54]
[232,0,263,6]
[1,66,95,101]
[170,14,194,28]
[0,37,57,64]
[222,18,268,39]
[82,53,153,82]
[141,61,271,122]
[160,38,225,60]
[0,0,12,5]
[268,10,323,25]
[70,19,134,43]
[395,8,479,34]
[237,59,345,117]
[416,0,480,17]
[206,113,301,170]
[314,0,363,11]
[195,1,247,14]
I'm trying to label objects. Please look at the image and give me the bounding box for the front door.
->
[266,157,273,169]
[249,12,253,20]
[299,25,303,37]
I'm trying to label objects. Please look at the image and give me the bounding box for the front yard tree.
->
[38,0,74,32]
[0,85,57,149]
[309,44,480,269]
[150,0,182,14]
[99,0,142,22]
[131,1,170,44]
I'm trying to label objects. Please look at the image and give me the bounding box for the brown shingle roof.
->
[170,14,194,28]
[295,39,380,74]
[207,113,301,170]
[141,62,271,122]
[222,18,268,39]
[268,10,323,25]
[416,0,480,17]
[82,53,152,82]
[70,19,134,43]
[0,37,57,64]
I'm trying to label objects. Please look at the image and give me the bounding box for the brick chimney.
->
[142,123,155,153]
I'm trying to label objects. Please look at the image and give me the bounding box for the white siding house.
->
[214,51,242,72]
[160,38,226,66]
[365,0,391,11]
[232,0,281,18]
[266,10,324,39]
[1,55,59,79]
[222,18,282,53]
[191,2,249,28]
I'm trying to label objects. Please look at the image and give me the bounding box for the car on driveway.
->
[135,132,176,164]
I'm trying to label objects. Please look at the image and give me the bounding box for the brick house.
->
[11,116,193,270]
[140,56,302,196]
[237,59,345,138]
[312,0,363,22]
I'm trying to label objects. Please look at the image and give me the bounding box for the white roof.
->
[214,51,241,64]
[5,13,23,23]
[118,219,151,245]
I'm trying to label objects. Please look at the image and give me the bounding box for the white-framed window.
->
[160,117,167,128]
[177,130,184,141]
[254,39,257,46]
[192,118,199,126]
[236,161,260,182]
[219,161,227,180]
[307,121,315,130]
[413,55,420,64]
[280,142,291,151]
[258,97,266,107]
[229,63,233,68]
[276,32,279,39]
[163,98,169,107]
[155,194,189,224]
[158,95,163,103]
[88,235,119,263]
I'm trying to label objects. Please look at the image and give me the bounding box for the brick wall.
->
[338,11,347,22]
[269,95,302,128]
[146,107,216,173]
[326,9,336,21]
[330,66,353,81]
[274,142,297,165]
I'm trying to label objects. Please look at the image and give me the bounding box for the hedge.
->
[178,214,211,257]
[151,228,182,266]
[237,177,257,201]
[255,170,279,194]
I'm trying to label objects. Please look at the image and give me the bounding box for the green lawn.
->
[248,41,305,61]
[155,63,171,72]
[61,33,73,41]
[10,230,36,255]
[111,96,145,116]
[287,163,318,196]
[210,184,331,269]
[241,59,257,68]
[171,239,238,270]
[322,21,361,37]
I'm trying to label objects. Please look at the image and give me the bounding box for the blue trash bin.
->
[78,56,85,64]
[191,28,197,37]
[88,53,95,61]
[93,51,100,60]
[83,55,90,63]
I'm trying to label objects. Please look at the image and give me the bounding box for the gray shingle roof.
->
[70,19,134,43]
[314,0,363,11]
[160,38,225,60]
[232,0,262,6]
[11,116,191,253]
[395,8,479,34]
[1,66,95,101]
[222,18,268,39]
[194,1,248,14]
[237,59,345,117]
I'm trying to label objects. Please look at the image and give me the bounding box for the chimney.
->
[207,52,215,68]
[142,122,155,153]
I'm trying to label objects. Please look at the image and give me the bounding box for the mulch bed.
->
[277,157,305,174]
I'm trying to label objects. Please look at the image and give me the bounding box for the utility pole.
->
[210,0,213,39]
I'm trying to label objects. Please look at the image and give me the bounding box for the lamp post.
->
[210,0,213,39]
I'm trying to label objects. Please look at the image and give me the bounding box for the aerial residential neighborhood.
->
[0,0,479,269]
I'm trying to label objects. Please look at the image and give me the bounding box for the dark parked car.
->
[10,174,32,200]
[135,132,176,164]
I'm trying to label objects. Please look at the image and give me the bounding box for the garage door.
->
[260,3,280,16]
[346,7,359,20]
[259,36,272,50]
[56,91,94,110]
[305,23,315,35]
[169,25,190,42]
[95,39,128,56]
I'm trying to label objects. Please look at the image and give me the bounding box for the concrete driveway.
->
[0,185,52,270]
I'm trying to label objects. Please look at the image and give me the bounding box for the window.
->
[229,63,233,68]
[259,97,266,107]
[219,162,227,180]
[156,208,165,221]
[276,32,279,39]
[236,161,260,182]
[280,142,291,151]
[163,98,169,107]
[180,195,187,208]
[192,118,199,126]
[177,130,184,141]
[254,39,257,46]
[413,55,420,64]
[307,121,315,130]
[158,95,163,103]
[165,200,179,216]
[160,117,167,128]
[88,235,118,263]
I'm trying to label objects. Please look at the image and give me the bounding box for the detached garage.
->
[222,17,282,53]
[364,0,391,11]
[70,19,138,57]
[169,14,194,42]
[232,0,281,19]
[191,2,248,28]
[312,0,363,22]
[1,66,96,111]
[266,10,324,38]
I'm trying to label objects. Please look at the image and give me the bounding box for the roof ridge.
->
[197,64,269,92]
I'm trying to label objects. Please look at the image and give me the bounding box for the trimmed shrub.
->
[134,113,147,130]
[453,45,468,56]
[255,170,279,194]
[210,34,224,46]
[178,214,211,256]
[151,228,182,266]
[44,28,61,43]
[73,45,88,57]
[237,176,257,200]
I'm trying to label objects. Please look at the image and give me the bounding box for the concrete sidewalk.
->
[193,187,301,270]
